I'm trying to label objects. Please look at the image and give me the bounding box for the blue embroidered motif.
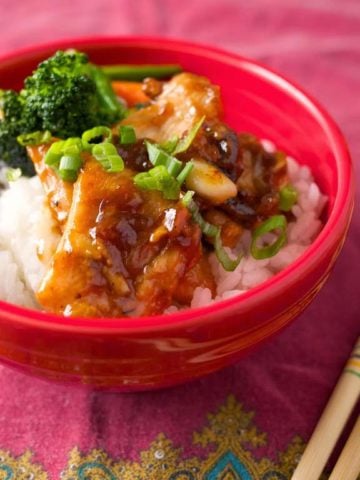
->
[205,451,253,480]
[0,465,13,480]
[77,461,116,480]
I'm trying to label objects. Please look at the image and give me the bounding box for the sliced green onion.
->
[6,167,22,182]
[182,192,243,271]
[214,230,243,272]
[92,142,124,173]
[82,126,112,150]
[134,165,180,200]
[92,142,117,157]
[145,141,183,176]
[104,155,125,172]
[58,155,82,182]
[251,215,287,259]
[44,140,66,167]
[158,136,179,154]
[279,184,298,211]
[166,156,183,176]
[44,138,84,181]
[173,116,205,155]
[182,194,218,238]
[102,64,182,81]
[119,125,136,145]
[176,161,194,185]
[145,141,168,166]
[17,130,52,146]
[62,137,83,155]
[59,155,82,171]
[182,190,195,206]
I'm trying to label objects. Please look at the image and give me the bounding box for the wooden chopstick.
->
[291,337,360,480]
[328,415,360,480]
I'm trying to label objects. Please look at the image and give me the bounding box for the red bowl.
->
[0,37,354,390]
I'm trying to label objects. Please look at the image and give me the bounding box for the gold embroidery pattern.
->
[60,395,315,480]
[0,450,48,479]
[0,396,330,479]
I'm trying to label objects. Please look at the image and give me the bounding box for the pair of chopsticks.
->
[291,337,360,480]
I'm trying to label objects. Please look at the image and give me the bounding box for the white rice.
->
[0,151,327,312]
[0,168,59,307]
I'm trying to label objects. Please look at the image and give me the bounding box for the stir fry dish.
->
[0,50,300,317]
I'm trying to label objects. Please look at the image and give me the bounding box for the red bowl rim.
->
[0,35,354,334]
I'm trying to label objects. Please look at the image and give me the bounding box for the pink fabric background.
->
[0,0,359,476]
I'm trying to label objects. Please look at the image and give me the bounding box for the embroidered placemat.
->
[0,0,359,478]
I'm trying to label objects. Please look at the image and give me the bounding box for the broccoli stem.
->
[89,65,124,116]
[101,64,182,81]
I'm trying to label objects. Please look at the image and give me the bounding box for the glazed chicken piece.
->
[120,73,222,142]
[173,256,216,305]
[34,73,225,316]
[27,143,73,228]
[36,158,209,317]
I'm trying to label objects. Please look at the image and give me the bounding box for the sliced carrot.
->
[111,81,150,107]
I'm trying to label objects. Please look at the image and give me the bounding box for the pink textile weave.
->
[0,0,359,478]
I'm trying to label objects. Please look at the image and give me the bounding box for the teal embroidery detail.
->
[0,465,13,480]
[205,451,253,480]
[59,396,310,479]
[78,461,116,480]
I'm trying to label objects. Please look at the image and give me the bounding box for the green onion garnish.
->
[176,161,194,186]
[119,125,136,145]
[17,130,52,146]
[134,165,180,200]
[45,138,84,181]
[182,191,243,271]
[58,155,82,182]
[279,184,298,211]
[82,126,112,150]
[45,133,127,180]
[158,136,179,154]
[135,140,197,200]
[45,137,83,164]
[101,64,182,81]
[251,215,287,259]
[6,167,22,182]
[44,140,66,167]
[173,116,205,155]
[145,141,183,176]
[182,190,195,206]
[92,142,124,173]
[182,191,218,237]
[62,137,83,155]
[214,230,243,272]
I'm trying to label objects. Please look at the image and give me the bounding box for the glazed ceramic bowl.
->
[0,37,354,390]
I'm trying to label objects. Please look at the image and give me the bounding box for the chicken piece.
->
[36,158,204,317]
[120,73,222,142]
[27,143,73,228]
[34,73,224,316]
[173,255,216,305]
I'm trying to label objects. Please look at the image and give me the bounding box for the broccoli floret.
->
[21,50,125,138]
[0,50,126,175]
[0,90,35,175]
